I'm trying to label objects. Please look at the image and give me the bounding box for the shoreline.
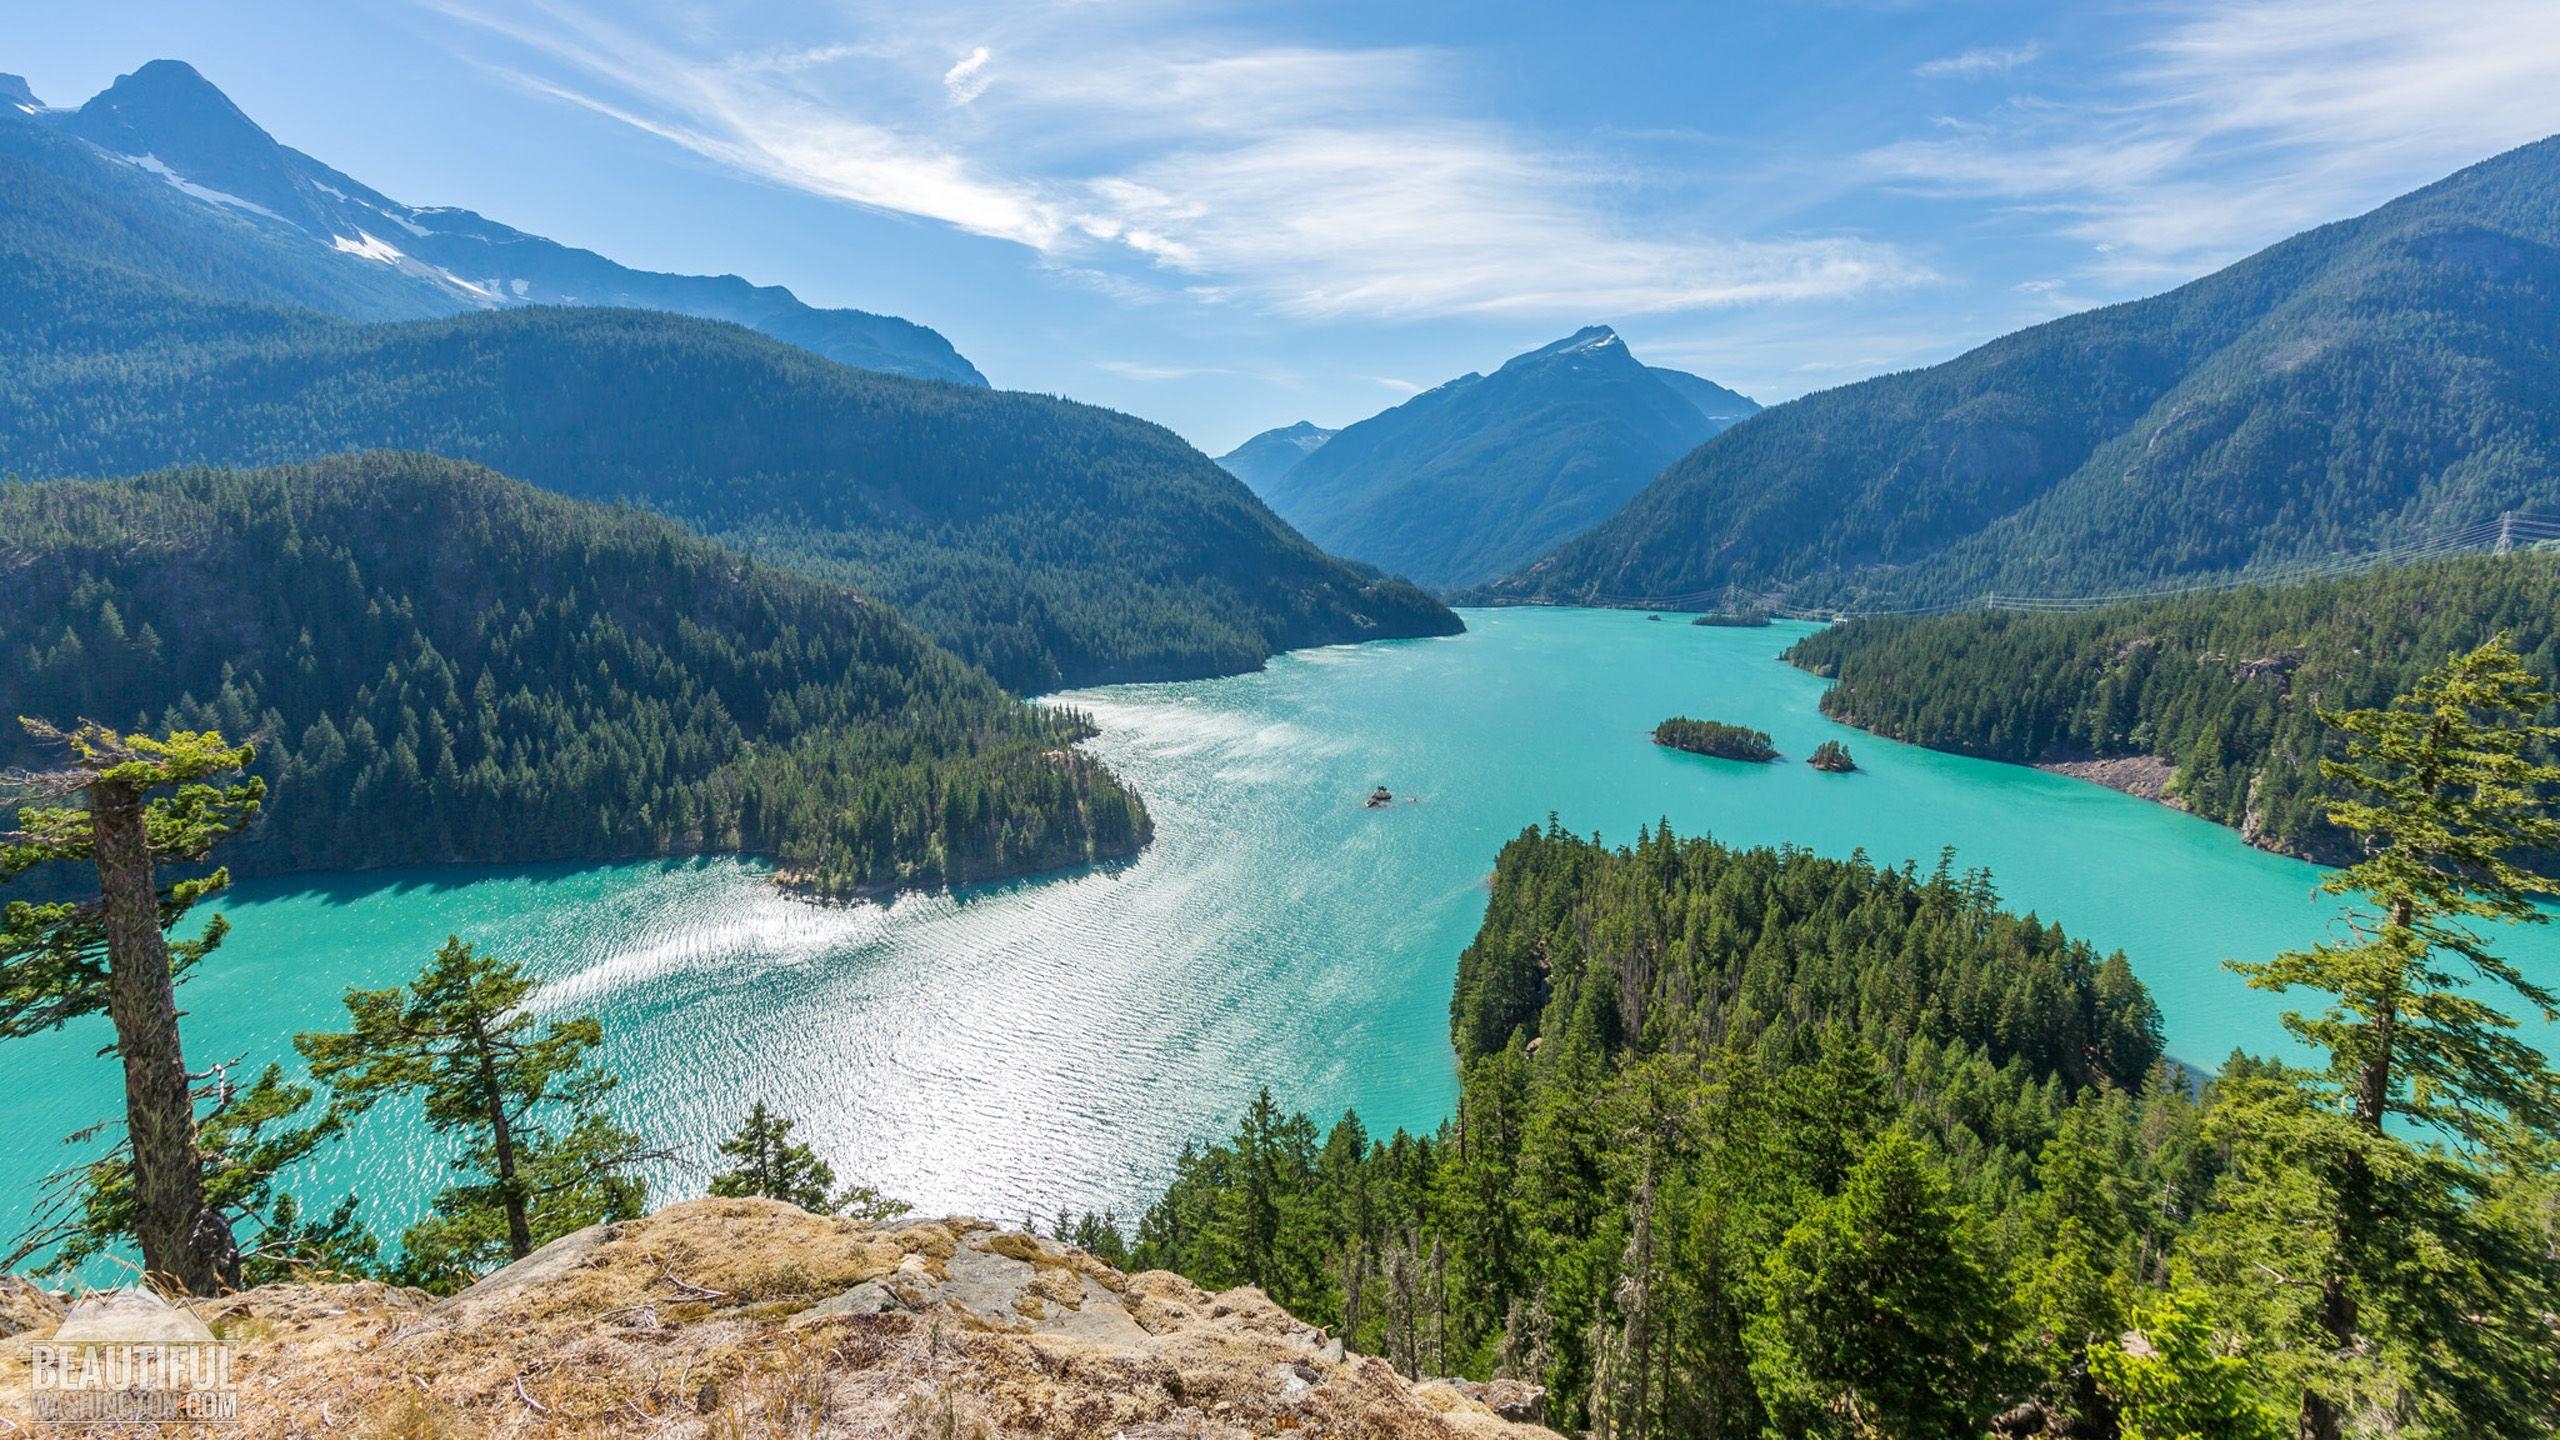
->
[2032,753,2186,811]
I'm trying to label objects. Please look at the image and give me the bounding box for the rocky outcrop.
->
[0,1279,61,1339]
[2035,753,2185,810]
[0,1199,1559,1439]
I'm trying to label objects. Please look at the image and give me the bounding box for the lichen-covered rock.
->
[0,1279,62,1339]
[1431,1377,1548,1425]
[0,1199,1559,1438]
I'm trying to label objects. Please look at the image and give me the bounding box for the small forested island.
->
[1690,607,1772,627]
[1783,552,2560,864]
[1807,738,1856,771]
[1652,716,1778,761]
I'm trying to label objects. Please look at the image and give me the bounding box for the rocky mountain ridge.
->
[21,59,985,385]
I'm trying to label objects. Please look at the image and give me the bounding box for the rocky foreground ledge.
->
[0,1198,1557,1439]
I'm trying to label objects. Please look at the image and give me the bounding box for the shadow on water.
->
[223,853,762,908]
[935,854,1145,906]
[226,850,1144,913]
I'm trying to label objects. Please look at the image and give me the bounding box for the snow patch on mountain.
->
[438,270,503,303]
[330,231,405,264]
[108,151,288,223]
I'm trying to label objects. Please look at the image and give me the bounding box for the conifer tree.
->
[0,721,262,1293]
[1745,1129,2006,1438]
[297,936,654,1290]
[705,1101,906,1221]
[2088,1291,2285,1440]
[709,1102,835,1211]
[7,1063,369,1286]
[2226,637,2560,1439]
[1051,1210,1129,1268]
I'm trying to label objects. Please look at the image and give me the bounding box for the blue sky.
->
[14,1,2560,452]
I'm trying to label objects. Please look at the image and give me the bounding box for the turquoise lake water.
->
[5,607,2553,1250]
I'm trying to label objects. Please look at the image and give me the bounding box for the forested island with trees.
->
[1134,639,2560,1437]
[1784,552,2560,866]
[1652,716,1780,761]
[0,453,1150,898]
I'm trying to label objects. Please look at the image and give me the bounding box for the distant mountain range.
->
[1215,421,1339,491]
[1485,136,2560,610]
[7,60,985,385]
[0,80,1459,694]
[1244,327,1759,589]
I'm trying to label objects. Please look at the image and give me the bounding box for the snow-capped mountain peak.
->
[19,58,987,385]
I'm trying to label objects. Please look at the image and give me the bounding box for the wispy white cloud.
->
[419,0,1922,322]
[1912,42,2040,80]
[431,3,1063,246]
[1868,0,2560,281]
[942,46,991,105]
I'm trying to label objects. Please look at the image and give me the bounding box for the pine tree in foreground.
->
[707,1101,909,1222]
[8,1061,371,1287]
[297,936,657,1291]
[2088,1291,2287,1440]
[2221,636,2560,1439]
[1744,1128,2006,1438]
[0,722,264,1293]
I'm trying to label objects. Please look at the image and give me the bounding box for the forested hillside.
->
[1137,817,2560,1436]
[1483,136,2560,611]
[0,453,1150,896]
[1137,825,2171,1431]
[0,107,419,347]
[0,289,1458,695]
[1784,553,2560,864]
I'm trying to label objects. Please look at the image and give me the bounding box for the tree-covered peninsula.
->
[0,453,1150,897]
[1136,636,2560,1435]
[1784,552,2560,864]
[1137,824,2177,1432]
